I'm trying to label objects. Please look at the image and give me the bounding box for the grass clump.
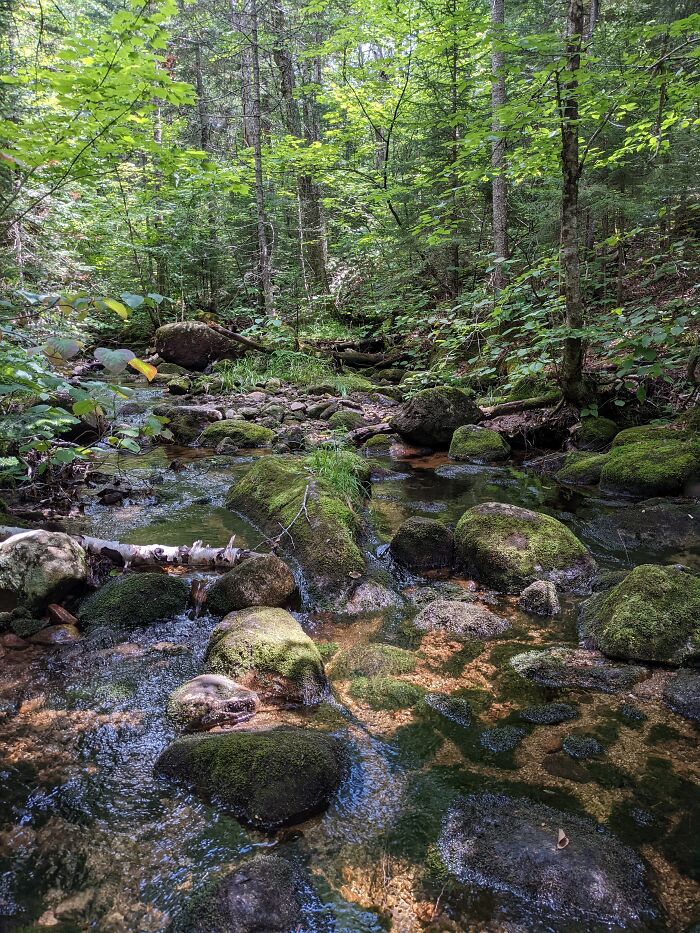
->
[304,442,369,502]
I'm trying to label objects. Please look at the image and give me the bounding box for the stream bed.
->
[1,434,699,931]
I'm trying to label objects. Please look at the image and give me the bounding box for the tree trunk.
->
[559,0,587,405]
[490,0,508,293]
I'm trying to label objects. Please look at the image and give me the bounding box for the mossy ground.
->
[77,572,189,630]
[201,419,274,447]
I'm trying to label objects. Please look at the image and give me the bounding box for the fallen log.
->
[0,526,263,570]
[208,321,272,355]
[331,349,405,368]
[481,392,562,419]
[347,422,393,446]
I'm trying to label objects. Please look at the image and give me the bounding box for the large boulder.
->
[390,387,483,447]
[206,554,296,615]
[171,854,309,933]
[153,403,222,445]
[0,530,87,612]
[454,502,596,594]
[439,793,658,927]
[389,517,454,571]
[155,726,343,829]
[581,564,700,665]
[225,456,367,600]
[600,438,700,498]
[413,598,510,639]
[78,572,189,630]
[155,321,237,371]
[205,607,327,704]
[510,646,647,693]
[448,424,510,462]
[201,419,274,449]
[166,675,259,731]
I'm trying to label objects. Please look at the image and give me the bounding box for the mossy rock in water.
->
[171,854,308,933]
[454,501,596,594]
[600,438,700,497]
[201,419,274,448]
[389,516,454,571]
[413,598,510,639]
[330,642,416,679]
[166,674,259,731]
[78,572,189,630]
[611,423,689,447]
[155,726,343,830]
[555,451,608,486]
[448,424,510,463]
[225,455,366,600]
[328,409,364,431]
[205,554,296,615]
[349,676,425,710]
[362,433,394,451]
[573,417,619,450]
[581,564,700,665]
[205,606,327,704]
[153,403,222,444]
[390,387,483,448]
[510,646,647,694]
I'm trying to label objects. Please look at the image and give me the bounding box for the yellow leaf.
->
[102,298,131,320]
[128,357,158,382]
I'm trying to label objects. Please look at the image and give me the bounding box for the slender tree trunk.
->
[558,0,586,405]
[194,41,219,309]
[490,0,508,293]
[153,104,167,296]
[448,7,460,298]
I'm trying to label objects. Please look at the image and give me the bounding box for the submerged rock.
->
[206,554,296,615]
[581,564,700,665]
[205,607,327,704]
[600,437,700,497]
[225,456,367,600]
[0,530,87,613]
[439,792,657,927]
[390,387,483,447]
[166,675,259,731]
[389,517,454,571]
[330,643,415,679]
[154,403,222,445]
[448,424,510,462]
[342,580,402,615]
[517,580,560,616]
[172,854,311,933]
[511,646,647,693]
[662,669,700,726]
[562,734,605,759]
[78,572,189,631]
[155,321,237,371]
[201,419,274,448]
[414,598,510,639]
[423,693,473,727]
[155,726,343,829]
[349,676,425,710]
[519,702,578,725]
[454,501,596,594]
[479,725,525,753]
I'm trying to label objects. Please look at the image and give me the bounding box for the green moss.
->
[448,424,510,462]
[330,642,416,679]
[555,451,609,486]
[156,726,343,829]
[349,676,425,709]
[454,501,595,593]
[362,433,393,451]
[611,423,688,447]
[575,417,619,449]
[581,564,700,664]
[316,641,339,662]
[389,516,454,571]
[201,419,274,448]
[328,409,364,430]
[600,438,700,497]
[78,572,189,630]
[225,456,366,599]
[205,607,326,701]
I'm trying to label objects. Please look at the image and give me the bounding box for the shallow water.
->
[1,429,699,931]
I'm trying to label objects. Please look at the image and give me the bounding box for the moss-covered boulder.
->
[154,403,222,444]
[573,417,619,450]
[166,675,259,731]
[454,502,596,594]
[155,321,237,371]
[390,387,483,447]
[517,580,560,616]
[0,530,87,613]
[225,456,366,600]
[155,726,343,829]
[555,452,608,486]
[171,854,309,933]
[362,433,394,451]
[206,554,296,615]
[349,676,425,710]
[78,572,189,630]
[611,423,688,447]
[201,419,274,448]
[328,409,364,431]
[511,646,647,693]
[205,607,326,704]
[389,517,454,571]
[581,564,700,665]
[449,425,510,463]
[330,643,416,679]
[600,439,700,497]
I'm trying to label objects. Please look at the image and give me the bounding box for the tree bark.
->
[558,0,587,405]
[490,0,508,293]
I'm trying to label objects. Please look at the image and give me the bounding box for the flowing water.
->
[1,424,699,931]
